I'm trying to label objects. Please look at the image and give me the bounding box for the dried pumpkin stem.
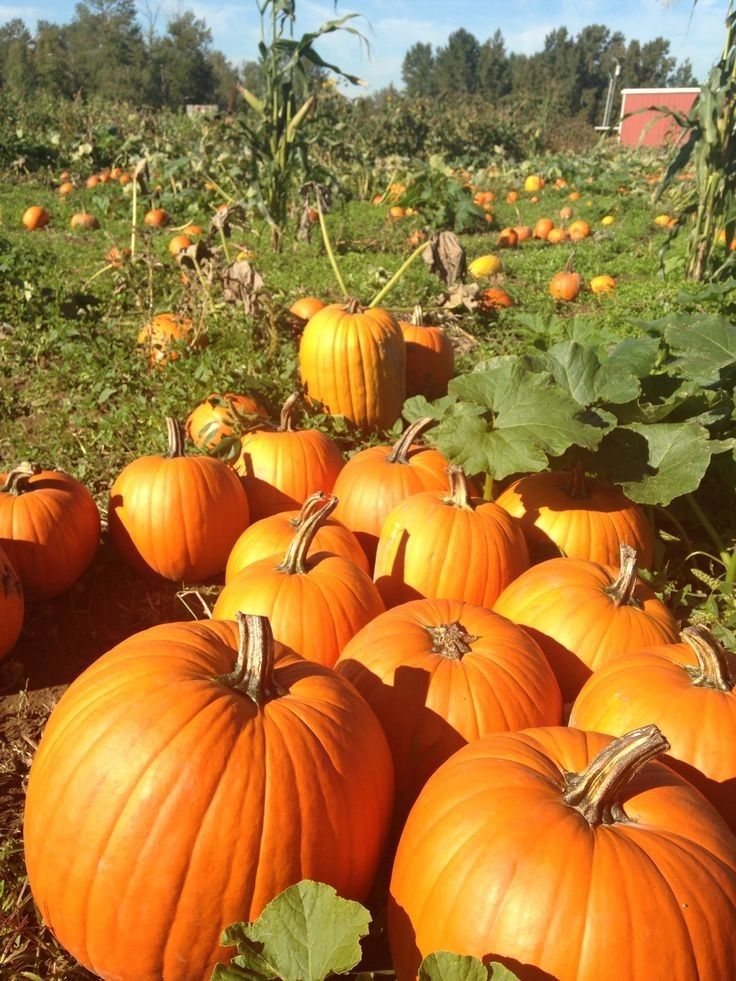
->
[425,621,477,659]
[278,392,301,433]
[410,304,425,326]
[387,418,436,465]
[682,624,735,692]
[288,491,329,528]
[344,297,362,315]
[445,465,472,509]
[213,612,284,706]
[604,543,639,607]
[563,724,670,826]
[1,461,42,495]
[565,466,589,500]
[278,494,338,575]
[166,418,187,458]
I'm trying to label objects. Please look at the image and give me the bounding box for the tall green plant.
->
[237,0,365,249]
[655,2,736,281]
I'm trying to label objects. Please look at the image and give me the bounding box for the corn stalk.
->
[237,0,366,250]
[655,1,736,281]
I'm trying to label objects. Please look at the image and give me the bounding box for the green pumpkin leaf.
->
[664,315,736,384]
[419,951,520,981]
[215,881,371,981]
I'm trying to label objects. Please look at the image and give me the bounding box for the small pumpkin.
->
[213,496,384,667]
[478,286,514,311]
[398,305,455,400]
[494,543,679,702]
[0,462,100,602]
[22,206,50,231]
[288,296,326,323]
[468,254,503,278]
[136,313,203,367]
[523,174,544,192]
[108,418,250,581]
[0,543,23,660]
[569,218,591,240]
[549,268,582,301]
[513,224,532,241]
[144,208,170,227]
[590,273,617,294]
[497,227,519,249]
[546,226,569,244]
[533,217,554,240]
[70,212,99,230]
[234,393,345,522]
[58,181,74,196]
[185,392,268,451]
[167,234,192,255]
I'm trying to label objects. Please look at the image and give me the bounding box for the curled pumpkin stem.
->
[288,491,329,528]
[1,461,42,495]
[387,418,436,465]
[445,465,473,509]
[682,624,735,693]
[213,612,285,706]
[279,392,302,433]
[604,543,640,607]
[278,495,339,575]
[166,418,187,458]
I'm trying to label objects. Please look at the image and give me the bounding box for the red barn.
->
[619,88,700,147]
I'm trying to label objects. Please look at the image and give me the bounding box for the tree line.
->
[0,1,698,125]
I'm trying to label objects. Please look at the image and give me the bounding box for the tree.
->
[402,42,436,98]
[148,12,216,108]
[0,19,36,96]
[434,29,481,96]
[478,30,510,100]
[65,0,145,101]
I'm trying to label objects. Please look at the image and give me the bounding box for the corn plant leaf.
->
[214,882,370,981]
[419,951,520,981]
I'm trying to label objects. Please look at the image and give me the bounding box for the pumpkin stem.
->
[213,612,285,706]
[278,392,301,433]
[1,461,42,495]
[604,543,640,607]
[278,494,338,575]
[445,465,473,509]
[344,297,363,315]
[410,304,425,326]
[425,621,477,659]
[565,466,589,500]
[387,418,436,464]
[288,491,328,528]
[166,418,186,458]
[682,624,735,692]
[562,724,670,826]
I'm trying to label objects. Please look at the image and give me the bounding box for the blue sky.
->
[3,0,727,93]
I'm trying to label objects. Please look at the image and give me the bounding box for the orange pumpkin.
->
[167,234,192,255]
[478,286,514,311]
[288,296,326,323]
[108,418,250,581]
[494,469,654,567]
[494,543,679,702]
[533,217,554,240]
[185,393,268,451]
[0,463,100,602]
[513,224,532,241]
[569,218,592,240]
[234,393,344,522]
[22,206,50,230]
[144,208,170,227]
[58,181,74,196]
[549,269,582,300]
[497,227,519,249]
[0,543,23,659]
[225,491,369,580]
[398,305,454,400]
[299,299,406,431]
[374,466,529,609]
[590,274,617,294]
[136,312,204,367]
[336,598,562,825]
[546,226,570,244]
[389,724,736,981]
[70,212,100,230]
[213,496,384,666]
[24,613,394,981]
[571,624,736,831]
[332,418,452,566]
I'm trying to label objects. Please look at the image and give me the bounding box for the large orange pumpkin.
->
[398,306,454,400]
[185,392,268,451]
[494,543,679,702]
[233,393,344,521]
[389,724,736,981]
[495,469,654,567]
[332,418,451,566]
[0,462,100,601]
[225,490,369,581]
[549,269,582,300]
[374,466,529,609]
[571,624,736,831]
[336,598,562,825]
[213,496,384,666]
[0,543,23,659]
[24,614,394,981]
[299,299,406,431]
[108,418,250,581]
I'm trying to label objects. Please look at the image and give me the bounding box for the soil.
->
[0,538,219,838]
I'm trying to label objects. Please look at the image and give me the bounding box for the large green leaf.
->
[419,952,520,981]
[213,882,370,981]
[664,315,736,384]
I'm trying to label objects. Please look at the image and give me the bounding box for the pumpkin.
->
[0,462,100,602]
[533,217,554,240]
[233,392,344,522]
[559,205,574,220]
[513,224,532,241]
[336,598,562,825]
[478,287,514,311]
[0,543,23,659]
[523,174,544,192]
[213,496,384,666]
[505,190,519,204]
[569,218,591,240]
[167,234,192,255]
[58,181,74,196]
[494,469,654,567]
[590,273,617,294]
[185,392,268,451]
[70,212,99,230]
[143,208,169,227]
[136,312,202,367]
[568,189,581,201]
[85,174,99,189]
[288,296,326,323]
[546,226,569,244]
[497,227,519,249]
[182,223,203,236]
[571,624,736,831]
[389,724,736,981]
[24,613,394,981]
[398,305,455,400]
[549,269,582,300]
[494,543,679,702]
[108,417,250,581]
[468,254,503,278]
[374,466,529,609]
[601,214,615,225]
[22,206,50,231]
[299,299,406,431]
[226,490,369,581]
[332,418,452,566]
